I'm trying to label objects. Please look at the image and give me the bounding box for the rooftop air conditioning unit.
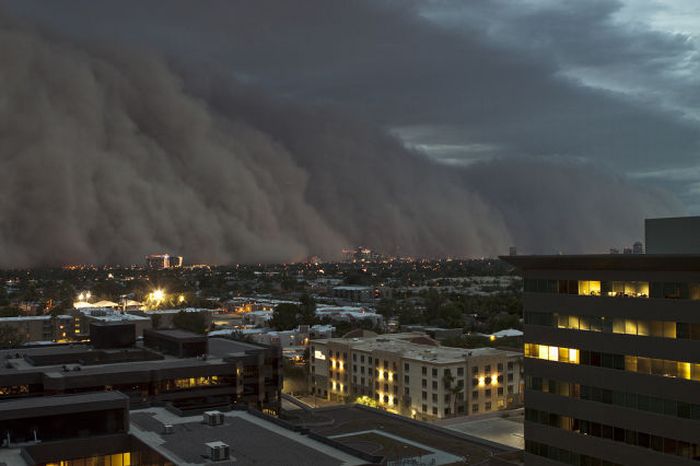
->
[162,424,174,434]
[203,411,224,426]
[206,442,230,461]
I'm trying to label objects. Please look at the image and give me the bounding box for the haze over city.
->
[3,3,700,466]
[1,0,699,267]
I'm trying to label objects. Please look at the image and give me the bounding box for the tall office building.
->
[503,254,700,465]
[145,253,183,269]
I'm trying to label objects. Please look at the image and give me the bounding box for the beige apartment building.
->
[309,332,523,420]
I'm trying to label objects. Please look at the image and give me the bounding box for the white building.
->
[309,333,523,420]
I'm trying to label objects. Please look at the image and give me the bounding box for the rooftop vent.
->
[206,441,230,461]
[203,411,224,426]
[162,424,174,434]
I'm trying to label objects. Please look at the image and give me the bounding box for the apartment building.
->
[504,254,700,465]
[309,333,523,420]
[0,315,73,343]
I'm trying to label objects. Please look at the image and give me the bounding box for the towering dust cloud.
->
[0,15,681,267]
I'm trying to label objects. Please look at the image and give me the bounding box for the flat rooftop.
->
[439,410,524,450]
[0,338,270,377]
[500,254,700,271]
[129,407,367,465]
[314,333,520,363]
[291,405,519,465]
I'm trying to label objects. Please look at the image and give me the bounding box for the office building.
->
[0,326,281,415]
[504,254,700,465]
[0,392,375,466]
[145,253,183,269]
[309,333,523,420]
[646,216,700,254]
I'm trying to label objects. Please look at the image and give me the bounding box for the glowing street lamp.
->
[152,289,165,302]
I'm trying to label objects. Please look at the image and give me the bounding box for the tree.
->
[0,326,26,349]
[443,371,464,415]
[0,307,20,318]
[270,303,302,330]
[299,293,317,322]
[396,302,422,325]
[376,298,396,318]
[270,299,316,331]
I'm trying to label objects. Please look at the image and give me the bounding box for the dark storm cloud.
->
[4,0,698,171]
[0,2,687,266]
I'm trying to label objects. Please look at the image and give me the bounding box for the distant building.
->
[633,241,644,254]
[333,285,374,302]
[129,307,219,330]
[509,246,518,256]
[145,253,183,269]
[646,216,700,254]
[0,315,73,344]
[76,308,152,338]
[401,325,463,341]
[309,332,523,420]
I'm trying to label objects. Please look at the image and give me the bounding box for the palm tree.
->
[442,371,464,416]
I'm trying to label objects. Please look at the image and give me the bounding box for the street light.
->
[152,289,165,302]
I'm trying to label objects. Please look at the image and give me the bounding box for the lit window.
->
[578,281,601,296]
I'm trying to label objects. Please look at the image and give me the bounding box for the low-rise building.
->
[0,315,73,344]
[333,285,375,302]
[129,307,219,330]
[309,332,523,420]
[75,308,152,338]
[0,325,281,415]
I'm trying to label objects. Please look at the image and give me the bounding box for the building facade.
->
[504,255,700,465]
[0,332,281,415]
[309,333,523,420]
[0,315,73,344]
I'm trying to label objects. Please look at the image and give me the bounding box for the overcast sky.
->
[0,1,697,265]
[4,0,696,210]
[5,0,700,209]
